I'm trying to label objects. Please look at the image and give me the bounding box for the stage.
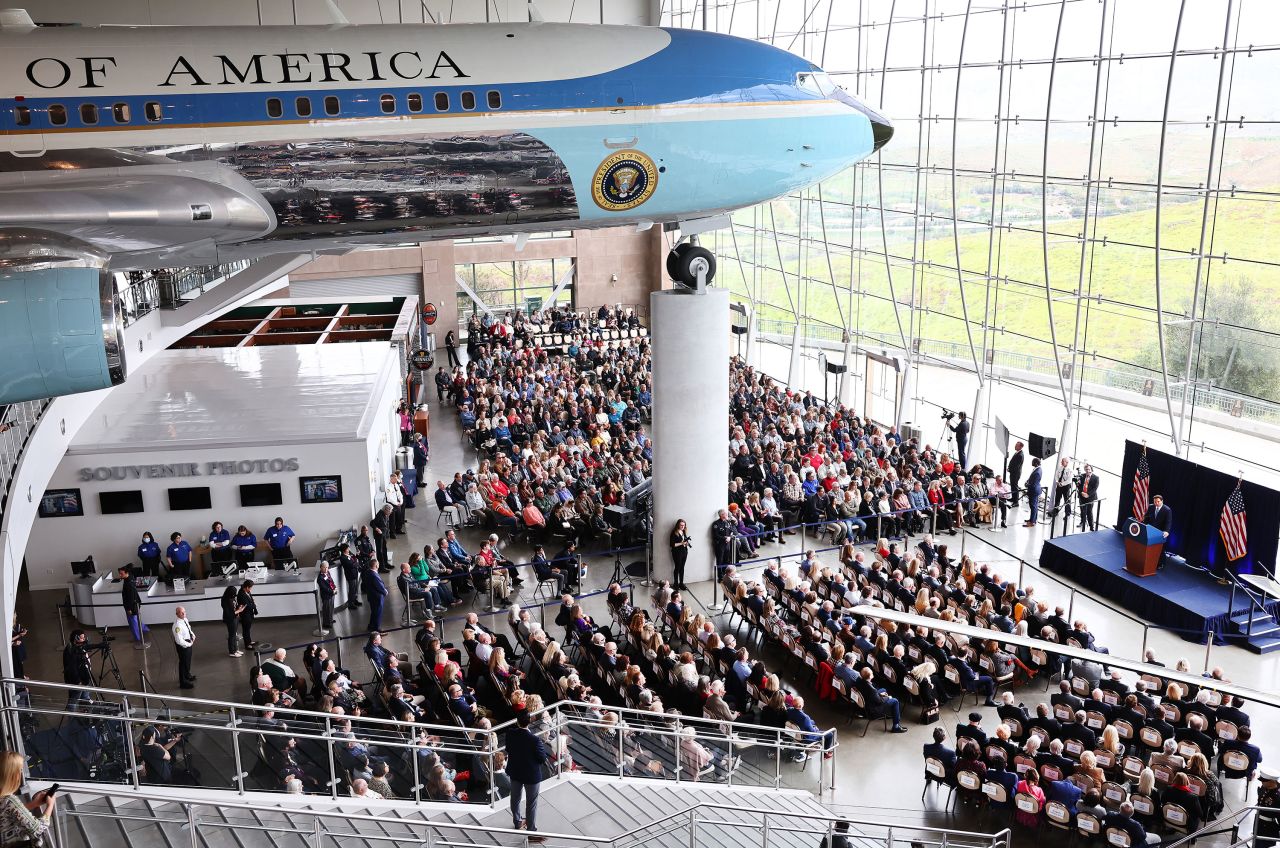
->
[1038,530,1280,639]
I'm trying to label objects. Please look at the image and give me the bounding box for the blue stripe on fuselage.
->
[3,28,820,131]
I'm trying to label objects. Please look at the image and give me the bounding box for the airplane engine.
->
[0,229,126,404]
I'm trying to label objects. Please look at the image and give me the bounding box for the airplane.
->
[0,11,892,404]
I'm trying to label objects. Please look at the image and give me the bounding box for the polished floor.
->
[14,380,1279,845]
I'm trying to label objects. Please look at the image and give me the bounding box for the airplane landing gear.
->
[667,242,717,290]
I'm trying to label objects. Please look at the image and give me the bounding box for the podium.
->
[1123,518,1164,577]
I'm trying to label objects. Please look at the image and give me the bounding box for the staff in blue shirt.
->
[137,532,161,578]
[231,525,257,566]
[166,532,193,582]
[208,521,232,566]
[264,517,296,568]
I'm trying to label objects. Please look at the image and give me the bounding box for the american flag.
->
[1220,484,1249,562]
[1132,450,1151,521]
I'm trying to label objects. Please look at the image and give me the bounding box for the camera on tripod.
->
[940,409,955,421]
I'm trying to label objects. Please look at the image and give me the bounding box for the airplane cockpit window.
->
[266,97,283,118]
[795,71,836,98]
[435,92,450,112]
[487,90,502,109]
[380,94,396,114]
[49,104,67,126]
[79,103,98,125]
[145,101,163,122]
[324,95,340,116]
[112,103,130,123]
[460,91,476,111]
[296,96,312,118]
[15,105,31,126]
[407,93,423,113]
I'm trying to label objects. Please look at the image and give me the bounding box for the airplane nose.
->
[870,114,894,152]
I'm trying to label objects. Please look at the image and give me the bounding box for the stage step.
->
[1243,633,1280,655]
[1227,610,1280,637]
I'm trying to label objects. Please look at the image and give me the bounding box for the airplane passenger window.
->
[49,104,67,126]
[144,101,163,122]
[324,95,340,116]
[407,93,423,113]
[296,96,312,118]
[112,103,130,123]
[15,105,31,126]
[266,97,283,119]
[80,103,99,125]
[460,91,476,111]
[380,94,396,114]
[434,92,449,111]
[487,90,501,109]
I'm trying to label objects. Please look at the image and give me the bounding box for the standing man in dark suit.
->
[361,559,388,633]
[948,411,970,470]
[1007,442,1026,508]
[1022,458,1043,528]
[1077,464,1100,532]
[370,504,394,572]
[315,562,336,636]
[1145,494,1172,569]
[505,710,549,840]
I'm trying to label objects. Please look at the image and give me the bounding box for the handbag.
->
[921,700,941,724]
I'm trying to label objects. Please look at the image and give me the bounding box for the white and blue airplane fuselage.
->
[0,18,890,402]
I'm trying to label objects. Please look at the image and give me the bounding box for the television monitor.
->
[168,486,212,511]
[99,490,144,515]
[299,475,343,504]
[70,558,96,578]
[239,483,283,508]
[38,488,84,518]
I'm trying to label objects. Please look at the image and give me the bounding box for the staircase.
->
[1226,608,1280,654]
[56,778,851,848]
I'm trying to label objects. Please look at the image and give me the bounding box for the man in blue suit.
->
[1022,457,1043,528]
[361,559,387,633]
[923,727,958,785]
[505,710,549,839]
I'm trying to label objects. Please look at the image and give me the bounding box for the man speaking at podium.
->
[1144,494,1172,569]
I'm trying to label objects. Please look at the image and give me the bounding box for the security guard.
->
[264,517,296,568]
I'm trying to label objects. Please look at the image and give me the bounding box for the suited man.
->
[505,710,549,835]
[1007,442,1026,507]
[315,562,337,634]
[1104,802,1160,846]
[1052,681,1086,716]
[1077,464,1100,531]
[369,504,394,572]
[923,727,958,785]
[361,559,388,632]
[955,712,988,748]
[947,411,970,469]
[1145,494,1172,535]
[1022,457,1043,527]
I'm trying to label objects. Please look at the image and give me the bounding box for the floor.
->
[13,371,1279,845]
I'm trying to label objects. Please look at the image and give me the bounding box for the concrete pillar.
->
[650,287,729,586]
[1057,409,1077,465]
[786,323,804,389]
[971,378,993,470]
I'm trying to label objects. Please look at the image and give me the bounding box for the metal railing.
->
[3,674,836,806]
[116,260,254,325]
[0,398,52,515]
[39,785,1012,848]
[755,319,1280,425]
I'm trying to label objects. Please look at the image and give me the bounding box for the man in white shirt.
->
[386,472,406,538]
[172,607,196,689]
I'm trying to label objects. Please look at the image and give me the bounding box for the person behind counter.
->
[208,522,232,567]
[166,532,193,583]
[137,532,162,578]
[231,525,258,566]
[264,517,296,568]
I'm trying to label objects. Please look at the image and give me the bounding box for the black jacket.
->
[503,726,549,785]
[121,579,141,615]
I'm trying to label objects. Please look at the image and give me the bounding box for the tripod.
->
[90,644,126,690]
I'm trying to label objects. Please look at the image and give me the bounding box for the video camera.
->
[940,409,955,421]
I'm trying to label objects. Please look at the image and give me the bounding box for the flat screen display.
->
[99,490,145,515]
[168,486,212,511]
[239,483,283,508]
[38,488,84,518]
[299,475,343,504]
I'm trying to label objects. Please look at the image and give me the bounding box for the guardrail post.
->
[229,705,246,794]
[121,695,141,790]
[413,735,423,804]
[325,714,339,800]
[762,813,771,848]
[311,816,324,848]
[1203,627,1214,673]
[774,730,782,788]
[186,804,199,848]
[687,809,697,848]
[727,735,735,788]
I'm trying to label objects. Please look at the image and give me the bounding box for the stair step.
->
[1229,610,1276,628]
[1245,634,1280,654]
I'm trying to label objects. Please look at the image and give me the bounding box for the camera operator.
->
[945,411,970,469]
[1076,464,1100,532]
[62,630,93,701]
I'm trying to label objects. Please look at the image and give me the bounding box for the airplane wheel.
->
[666,242,693,281]
[675,245,716,287]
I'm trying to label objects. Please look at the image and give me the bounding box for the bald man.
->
[171,606,196,689]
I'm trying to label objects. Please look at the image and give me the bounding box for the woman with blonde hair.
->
[914,587,931,614]
[0,751,54,846]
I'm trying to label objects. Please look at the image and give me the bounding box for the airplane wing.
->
[0,160,275,404]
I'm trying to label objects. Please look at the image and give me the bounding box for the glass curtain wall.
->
[456,257,576,320]
[661,0,1280,484]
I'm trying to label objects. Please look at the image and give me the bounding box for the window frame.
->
[324,95,341,116]
[460,90,477,111]
[434,92,450,112]
[487,90,502,110]
[48,104,67,126]
[295,96,312,118]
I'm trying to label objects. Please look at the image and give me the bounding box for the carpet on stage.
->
[1038,530,1280,638]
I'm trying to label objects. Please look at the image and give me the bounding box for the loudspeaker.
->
[825,361,847,374]
[603,505,632,529]
[1028,433,1058,459]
